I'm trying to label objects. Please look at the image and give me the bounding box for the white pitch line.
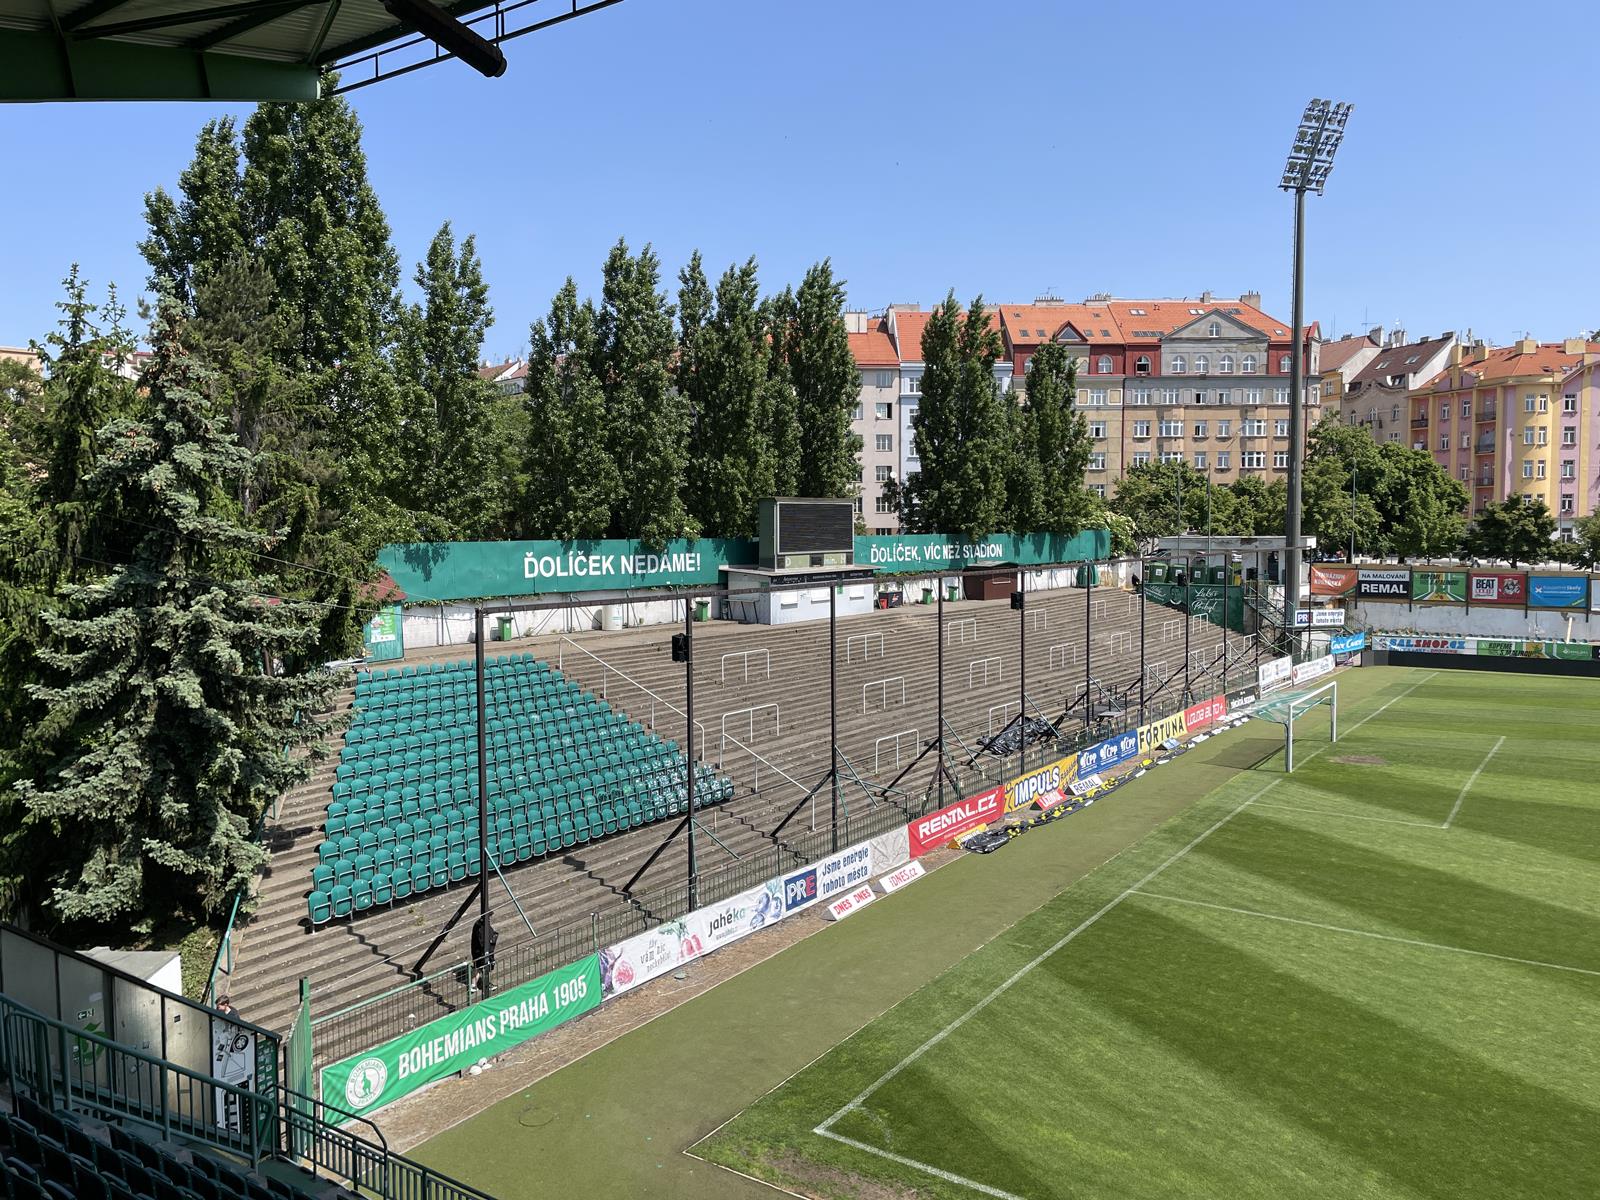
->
[807,669,1438,1198]
[1443,735,1505,829]
[1252,801,1441,829]
[1132,890,1600,979]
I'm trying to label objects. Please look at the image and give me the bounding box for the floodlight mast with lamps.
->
[1279,99,1352,653]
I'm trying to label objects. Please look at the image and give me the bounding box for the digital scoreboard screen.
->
[775,500,854,556]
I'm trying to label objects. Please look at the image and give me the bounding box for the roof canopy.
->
[0,0,619,100]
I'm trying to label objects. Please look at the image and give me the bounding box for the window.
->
[1161,387,1180,404]
[907,434,918,460]
[1086,389,1108,406]
[1135,355,1151,375]
[874,495,895,514]
[1537,427,1547,445]
[903,376,921,394]
[1215,388,1230,404]
[1193,451,1208,469]
[1216,451,1231,469]
[1207,322,1221,338]
[1130,387,1153,405]
[851,403,863,421]
[1244,388,1262,404]
[1561,494,1575,514]
[1523,428,1535,445]
[1522,462,1534,479]
[875,433,893,453]
[1461,400,1470,418]
[1091,483,1107,498]
[1218,419,1232,437]
[875,465,893,482]
[1133,420,1152,438]
[1273,451,1288,469]
[1459,433,1468,449]
[1195,354,1210,374]
[1132,451,1151,466]
[1561,460,1575,479]
[1244,419,1267,436]
[1193,421,1208,438]
[1097,355,1113,375]
[1193,390,1207,405]
[1241,354,1258,374]
[1275,419,1290,437]
[1440,403,1450,421]
[1271,387,1289,404]
[1219,354,1234,374]
[1539,395,1549,412]
[1159,420,1184,437]
[1170,354,1186,374]
[875,402,893,419]
[1460,466,1470,481]
[1537,460,1546,479]
[1089,421,1107,439]
[1088,452,1106,471]
[1563,428,1577,446]
[875,370,894,389]
[1564,394,1579,413]
[1439,435,1450,451]
[1279,354,1292,372]
[1242,451,1266,469]
[852,496,863,514]
[1160,451,1184,464]
[1524,394,1536,412]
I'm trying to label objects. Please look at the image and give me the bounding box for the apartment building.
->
[998,292,1320,495]
[1411,337,1600,529]
[1339,331,1456,438]
[1318,330,1381,402]
[844,312,902,532]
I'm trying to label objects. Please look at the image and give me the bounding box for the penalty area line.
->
[1132,891,1600,978]
[1443,735,1505,829]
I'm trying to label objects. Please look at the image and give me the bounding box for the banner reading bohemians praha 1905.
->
[321,956,600,1116]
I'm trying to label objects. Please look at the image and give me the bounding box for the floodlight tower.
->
[1279,99,1353,649]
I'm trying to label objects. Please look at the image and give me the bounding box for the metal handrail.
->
[557,635,709,748]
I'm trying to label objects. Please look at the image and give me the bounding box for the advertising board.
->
[1468,571,1526,606]
[1137,710,1189,754]
[1258,655,1293,693]
[1412,570,1467,603]
[321,956,601,1116]
[600,920,694,999]
[825,885,876,922]
[1004,756,1077,813]
[1375,635,1470,653]
[1291,655,1334,685]
[1476,640,1595,661]
[1293,608,1346,628]
[689,880,786,950]
[1527,575,1589,610]
[867,826,911,877]
[1356,568,1411,600]
[1330,632,1367,658]
[362,604,404,662]
[1077,728,1140,776]
[877,860,926,894]
[1183,695,1228,731]
[1309,565,1358,596]
[909,787,1004,856]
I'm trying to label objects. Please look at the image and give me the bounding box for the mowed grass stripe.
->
[702,669,1600,1200]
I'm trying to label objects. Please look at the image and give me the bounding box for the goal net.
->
[1249,680,1337,772]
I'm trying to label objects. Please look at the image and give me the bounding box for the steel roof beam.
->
[58,0,142,32]
[186,0,322,50]
[72,0,311,41]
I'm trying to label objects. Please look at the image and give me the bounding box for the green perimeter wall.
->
[378,530,1111,603]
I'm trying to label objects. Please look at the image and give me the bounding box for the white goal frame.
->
[1249,679,1337,772]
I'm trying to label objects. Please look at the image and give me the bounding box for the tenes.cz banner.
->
[909,787,1003,855]
[1356,568,1411,600]
[322,955,600,1116]
[1468,571,1526,606]
[1309,565,1358,596]
[1412,570,1467,603]
[1528,575,1589,610]
[1259,655,1293,693]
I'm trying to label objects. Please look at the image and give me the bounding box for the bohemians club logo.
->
[345,1057,388,1109]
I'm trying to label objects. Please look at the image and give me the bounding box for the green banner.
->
[377,539,756,602]
[1188,584,1246,634]
[321,955,600,1116]
[1477,639,1593,661]
[855,530,1108,575]
[362,604,404,662]
[1412,570,1467,603]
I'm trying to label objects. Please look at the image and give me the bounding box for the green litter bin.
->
[946,584,960,602]
[496,616,514,641]
[921,586,934,604]
[695,600,710,622]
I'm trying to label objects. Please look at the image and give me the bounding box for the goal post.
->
[1249,680,1337,772]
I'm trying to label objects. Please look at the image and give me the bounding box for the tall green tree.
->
[522,279,620,539]
[1382,443,1469,559]
[138,118,246,306]
[1568,513,1600,570]
[1109,460,1209,549]
[13,302,339,928]
[902,295,1008,538]
[776,261,859,497]
[1465,493,1555,566]
[679,255,776,536]
[391,222,501,537]
[1020,340,1097,534]
[591,240,695,545]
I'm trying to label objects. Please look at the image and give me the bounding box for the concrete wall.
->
[1352,600,1597,640]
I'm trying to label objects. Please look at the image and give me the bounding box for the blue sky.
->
[2,0,1595,353]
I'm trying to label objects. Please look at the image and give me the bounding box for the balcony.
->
[1410,416,1429,428]
[1477,405,1496,421]
[1476,478,1493,488]
[1475,439,1495,454]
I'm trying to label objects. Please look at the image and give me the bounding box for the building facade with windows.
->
[998,292,1320,495]
[1317,330,1382,403]
[1338,331,1456,439]
[1411,337,1600,530]
[845,313,902,532]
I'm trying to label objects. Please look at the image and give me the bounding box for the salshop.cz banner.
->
[322,955,601,1116]
[909,786,1003,856]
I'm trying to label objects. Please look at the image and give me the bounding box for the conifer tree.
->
[1022,340,1097,534]
[591,240,695,544]
[778,262,859,497]
[14,302,339,927]
[523,279,619,539]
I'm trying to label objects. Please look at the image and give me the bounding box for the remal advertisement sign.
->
[1356,568,1411,600]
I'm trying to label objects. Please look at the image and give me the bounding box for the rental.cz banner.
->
[1356,568,1411,600]
[1413,570,1467,603]
[1528,575,1590,610]
[1309,565,1358,597]
[909,787,1004,855]
[1468,571,1526,606]
[323,956,601,1116]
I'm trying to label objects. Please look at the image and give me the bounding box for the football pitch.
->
[412,667,1599,1199]
[695,667,1600,1199]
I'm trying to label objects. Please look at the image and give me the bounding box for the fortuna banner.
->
[1137,710,1189,753]
[909,787,1004,855]
[321,956,601,1116]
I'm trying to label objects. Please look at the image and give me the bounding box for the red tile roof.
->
[996,298,1310,347]
[1103,299,1308,342]
[1319,334,1380,373]
[890,307,1004,363]
[847,322,900,367]
[1421,342,1600,388]
[999,303,1124,346]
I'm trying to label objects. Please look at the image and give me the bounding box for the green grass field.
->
[414,667,1600,1199]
